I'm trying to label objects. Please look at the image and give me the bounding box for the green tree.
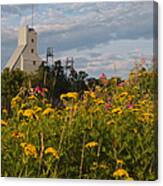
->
[1,68,27,111]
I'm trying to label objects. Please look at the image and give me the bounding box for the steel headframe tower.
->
[46,47,54,66]
[65,57,74,76]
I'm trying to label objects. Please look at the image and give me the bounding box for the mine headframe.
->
[65,57,74,70]
[46,47,54,66]
[65,57,77,79]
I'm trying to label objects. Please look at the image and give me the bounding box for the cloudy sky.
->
[1,1,155,78]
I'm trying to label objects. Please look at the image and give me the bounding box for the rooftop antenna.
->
[32,4,34,28]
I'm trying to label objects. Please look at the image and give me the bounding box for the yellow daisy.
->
[112,107,122,115]
[42,108,54,116]
[20,142,37,158]
[85,141,98,148]
[45,147,59,159]
[113,168,129,178]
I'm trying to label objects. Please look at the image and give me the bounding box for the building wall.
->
[21,27,42,73]
[13,57,21,69]
[6,25,43,73]
[23,59,40,73]
[18,26,27,46]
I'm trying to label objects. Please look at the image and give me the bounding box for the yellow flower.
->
[133,128,138,134]
[60,93,66,100]
[130,108,140,112]
[21,103,27,109]
[45,103,52,108]
[107,120,116,126]
[119,92,128,99]
[128,95,135,102]
[95,86,101,91]
[28,95,37,100]
[89,92,96,99]
[133,86,139,91]
[45,147,59,159]
[141,112,154,123]
[116,159,124,165]
[20,142,37,158]
[112,107,122,115]
[138,72,142,77]
[2,109,7,114]
[12,96,22,103]
[85,141,98,148]
[65,106,71,111]
[99,163,108,169]
[143,112,153,118]
[17,109,24,117]
[21,121,28,126]
[111,78,117,84]
[93,107,101,113]
[65,103,78,112]
[94,98,105,105]
[60,92,78,100]
[34,106,43,113]
[11,96,22,107]
[1,119,8,126]
[23,109,35,119]
[139,100,147,105]
[84,91,96,99]
[113,168,129,178]
[90,162,98,170]
[42,108,54,116]
[66,92,78,100]
[11,131,24,139]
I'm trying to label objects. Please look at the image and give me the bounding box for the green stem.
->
[53,119,67,177]
[79,132,86,178]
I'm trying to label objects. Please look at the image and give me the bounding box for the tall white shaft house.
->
[6,25,42,73]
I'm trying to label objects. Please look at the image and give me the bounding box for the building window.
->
[31,49,34,53]
[33,61,36,65]
[31,38,34,43]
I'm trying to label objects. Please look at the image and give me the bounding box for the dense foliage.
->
[1,68,27,112]
[1,67,157,180]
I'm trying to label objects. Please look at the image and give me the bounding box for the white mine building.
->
[5,25,42,73]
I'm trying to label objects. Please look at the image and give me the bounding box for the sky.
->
[1,1,155,78]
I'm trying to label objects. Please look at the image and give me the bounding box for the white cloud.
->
[1,2,154,78]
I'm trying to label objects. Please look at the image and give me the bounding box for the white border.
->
[0,0,162,186]
[0,0,156,4]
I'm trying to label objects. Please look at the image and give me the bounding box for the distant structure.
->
[46,47,54,66]
[5,25,42,73]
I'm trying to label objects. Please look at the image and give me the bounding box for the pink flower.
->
[34,86,45,97]
[117,82,125,87]
[127,103,134,109]
[105,103,111,111]
[35,86,42,93]
[99,73,107,79]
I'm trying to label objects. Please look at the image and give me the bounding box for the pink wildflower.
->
[35,86,42,93]
[117,82,125,87]
[105,103,111,111]
[127,103,134,109]
[99,73,107,79]
[34,86,45,97]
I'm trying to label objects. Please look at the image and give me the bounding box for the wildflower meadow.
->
[1,67,158,180]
